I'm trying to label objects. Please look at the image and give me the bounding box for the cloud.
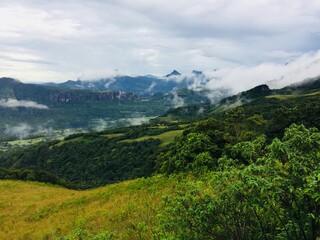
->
[93,119,109,132]
[0,4,89,40]
[4,123,54,139]
[0,0,319,82]
[0,99,49,109]
[203,50,320,94]
[4,123,33,139]
[78,69,121,81]
[171,90,185,108]
[127,117,153,126]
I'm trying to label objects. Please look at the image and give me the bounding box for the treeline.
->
[0,81,320,238]
[155,124,320,239]
[1,90,320,190]
[0,135,161,189]
[0,167,75,188]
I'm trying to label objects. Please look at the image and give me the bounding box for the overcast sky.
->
[0,0,320,84]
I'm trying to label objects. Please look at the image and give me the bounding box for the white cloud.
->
[171,90,185,108]
[78,69,122,81]
[0,0,319,82]
[4,123,55,139]
[204,50,320,94]
[0,99,49,109]
[0,4,89,40]
[4,123,33,139]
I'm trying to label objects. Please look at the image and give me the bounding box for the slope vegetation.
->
[1,78,320,239]
[0,176,178,240]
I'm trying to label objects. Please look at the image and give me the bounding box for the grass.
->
[0,176,179,240]
[101,133,124,138]
[54,129,182,149]
[54,137,92,147]
[7,137,45,146]
[122,130,183,148]
[266,91,320,100]
[265,94,299,100]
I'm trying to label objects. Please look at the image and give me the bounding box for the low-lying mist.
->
[0,99,49,109]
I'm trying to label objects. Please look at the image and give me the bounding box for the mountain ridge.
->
[42,70,203,94]
[0,77,140,104]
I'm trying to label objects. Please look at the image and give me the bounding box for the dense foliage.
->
[1,78,320,239]
[0,167,73,188]
[0,135,161,189]
[155,124,320,239]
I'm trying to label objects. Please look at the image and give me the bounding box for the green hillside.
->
[0,78,320,239]
[0,123,186,189]
[0,176,178,240]
[0,122,319,239]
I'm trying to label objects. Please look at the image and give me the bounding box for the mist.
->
[93,119,109,132]
[171,89,185,108]
[127,116,154,126]
[4,123,33,139]
[3,122,56,140]
[203,51,320,94]
[0,99,49,109]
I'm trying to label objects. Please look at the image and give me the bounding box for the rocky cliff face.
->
[48,91,139,103]
[0,78,140,104]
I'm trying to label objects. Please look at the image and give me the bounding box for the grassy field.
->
[101,133,124,138]
[5,138,45,147]
[265,91,320,100]
[54,136,91,147]
[0,176,179,240]
[121,130,183,147]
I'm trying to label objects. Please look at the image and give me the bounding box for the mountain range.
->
[0,77,140,104]
[0,75,212,138]
[1,73,319,140]
[45,70,207,94]
[1,74,320,188]
[1,74,320,239]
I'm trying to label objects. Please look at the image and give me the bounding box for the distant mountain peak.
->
[165,70,181,78]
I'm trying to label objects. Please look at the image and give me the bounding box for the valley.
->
[2,1,320,239]
[0,76,320,239]
[0,77,211,144]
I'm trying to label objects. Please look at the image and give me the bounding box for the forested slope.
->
[0,78,320,239]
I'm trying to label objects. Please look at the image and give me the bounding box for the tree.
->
[156,124,320,239]
[159,133,216,173]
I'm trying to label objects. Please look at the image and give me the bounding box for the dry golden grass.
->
[0,176,177,239]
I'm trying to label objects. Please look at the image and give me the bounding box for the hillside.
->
[2,78,320,188]
[1,121,319,239]
[45,70,202,94]
[0,123,185,188]
[1,77,320,239]
[0,176,179,240]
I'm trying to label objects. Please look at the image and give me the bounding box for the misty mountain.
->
[164,70,181,78]
[2,74,320,191]
[219,84,272,105]
[0,77,139,105]
[45,70,205,94]
[0,78,154,135]
[160,77,320,121]
[275,76,320,94]
[0,77,213,137]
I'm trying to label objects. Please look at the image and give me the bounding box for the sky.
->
[0,0,320,85]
